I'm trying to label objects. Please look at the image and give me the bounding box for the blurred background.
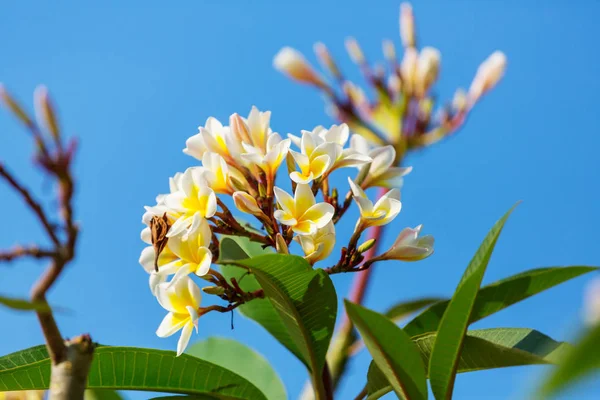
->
[1,0,599,398]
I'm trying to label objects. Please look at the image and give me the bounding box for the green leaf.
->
[539,323,600,397]
[0,295,50,312]
[429,204,517,400]
[404,266,597,337]
[224,253,337,399]
[367,328,569,399]
[345,301,427,400]
[187,337,286,400]
[0,345,267,399]
[218,237,303,363]
[385,297,446,322]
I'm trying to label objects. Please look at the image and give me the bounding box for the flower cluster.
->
[273,2,507,151]
[139,107,433,355]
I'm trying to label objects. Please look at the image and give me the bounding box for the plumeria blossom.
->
[295,221,336,264]
[164,168,217,237]
[274,183,334,235]
[288,125,371,183]
[350,135,412,189]
[240,131,291,180]
[164,214,213,287]
[381,225,434,261]
[348,178,402,227]
[155,276,201,356]
[141,106,434,356]
[199,152,248,195]
[184,117,239,163]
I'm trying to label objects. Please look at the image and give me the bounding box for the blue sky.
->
[1,1,599,399]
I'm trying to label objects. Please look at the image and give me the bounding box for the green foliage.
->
[367,327,569,398]
[0,345,266,399]
[385,297,446,322]
[187,337,286,400]
[222,251,337,399]
[219,237,303,362]
[0,295,50,312]
[428,204,517,400]
[345,301,428,400]
[404,266,597,337]
[539,322,600,398]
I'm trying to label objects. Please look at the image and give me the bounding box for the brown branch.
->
[0,245,56,262]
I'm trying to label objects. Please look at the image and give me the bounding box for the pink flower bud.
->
[274,47,325,87]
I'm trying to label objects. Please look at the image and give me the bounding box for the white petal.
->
[156,312,187,338]
[177,321,194,356]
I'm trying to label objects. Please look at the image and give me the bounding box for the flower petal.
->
[177,321,194,356]
[301,203,335,229]
[156,312,188,338]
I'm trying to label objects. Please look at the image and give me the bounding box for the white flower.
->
[200,152,248,195]
[348,178,402,227]
[288,124,370,184]
[241,131,291,180]
[183,117,241,163]
[382,225,434,261]
[350,136,412,189]
[273,183,334,235]
[294,222,336,264]
[164,214,213,287]
[164,168,217,237]
[155,276,201,356]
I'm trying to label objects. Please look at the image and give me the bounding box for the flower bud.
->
[399,3,416,48]
[275,233,289,255]
[345,37,365,65]
[0,84,34,128]
[468,51,507,104]
[233,191,264,217]
[34,85,60,141]
[314,42,341,79]
[273,47,325,87]
[381,225,434,261]
[357,238,376,254]
[229,113,252,144]
[202,286,225,296]
[415,47,441,96]
[382,40,396,62]
[400,47,418,94]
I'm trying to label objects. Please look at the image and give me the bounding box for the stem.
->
[327,188,388,392]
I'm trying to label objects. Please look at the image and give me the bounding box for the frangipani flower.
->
[289,125,370,184]
[348,178,402,227]
[164,168,217,237]
[295,221,336,264]
[165,214,213,286]
[289,129,337,184]
[350,135,412,189]
[184,117,239,163]
[156,276,201,356]
[381,225,434,261]
[230,106,272,154]
[200,152,248,195]
[241,131,291,180]
[274,183,334,235]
